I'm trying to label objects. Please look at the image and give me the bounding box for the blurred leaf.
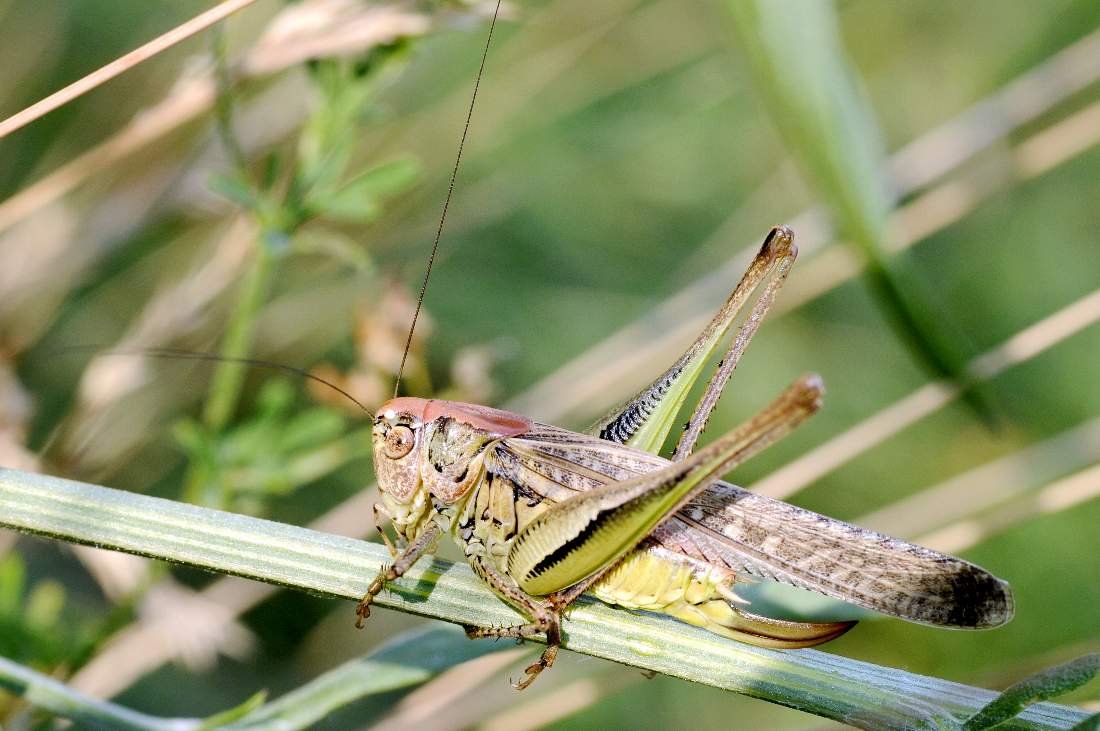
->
[260,151,282,191]
[176,380,351,509]
[725,0,984,413]
[311,158,422,224]
[346,158,421,198]
[298,60,378,193]
[0,553,25,616]
[278,410,345,454]
[255,378,295,417]
[0,552,107,669]
[172,418,212,459]
[291,228,375,271]
[24,580,65,631]
[210,173,261,211]
[963,654,1100,730]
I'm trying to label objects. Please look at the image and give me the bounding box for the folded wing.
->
[654,483,1012,628]
[494,423,1013,628]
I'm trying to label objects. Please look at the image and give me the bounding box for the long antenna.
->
[393,0,503,399]
[62,346,373,416]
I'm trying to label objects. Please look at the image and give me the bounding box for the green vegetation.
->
[0,1,1098,728]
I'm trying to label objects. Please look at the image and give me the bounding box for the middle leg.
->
[463,555,562,690]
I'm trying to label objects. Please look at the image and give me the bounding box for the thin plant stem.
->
[184,243,275,506]
[211,24,251,177]
[0,655,193,731]
[202,247,274,433]
[0,467,1091,731]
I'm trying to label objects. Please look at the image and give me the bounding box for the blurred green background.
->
[1,0,1099,728]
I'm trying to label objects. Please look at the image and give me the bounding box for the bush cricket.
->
[355,226,1014,690]
[346,4,1012,691]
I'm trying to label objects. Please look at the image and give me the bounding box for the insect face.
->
[372,406,425,504]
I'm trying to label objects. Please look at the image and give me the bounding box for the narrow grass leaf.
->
[724,0,981,406]
[218,626,500,730]
[0,467,1091,730]
[199,691,267,730]
[0,626,502,731]
[963,654,1100,730]
[0,655,195,731]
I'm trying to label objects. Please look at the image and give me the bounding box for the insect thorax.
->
[376,415,500,542]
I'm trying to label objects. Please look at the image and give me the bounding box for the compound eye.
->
[384,425,415,459]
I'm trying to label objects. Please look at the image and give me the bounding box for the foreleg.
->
[372,502,400,557]
[355,522,440,627]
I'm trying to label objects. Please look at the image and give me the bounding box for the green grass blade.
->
[963,654,1100,730]
[0,655,197,731]
[219,626,498,729]
[0,467,1091,730]
[0,625,499,731]
[724,0,980,403]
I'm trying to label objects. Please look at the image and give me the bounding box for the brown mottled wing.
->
[655,484,1013,628]
[494,423,1013,629]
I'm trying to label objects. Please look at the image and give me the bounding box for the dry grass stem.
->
[753,286,1100,499]
[0,0,260,141]
[918,462,1100,554]
[860,416,1100,538]
[887,26,1100,192]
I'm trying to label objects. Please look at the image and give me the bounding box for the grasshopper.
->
[354,225,1014,690]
